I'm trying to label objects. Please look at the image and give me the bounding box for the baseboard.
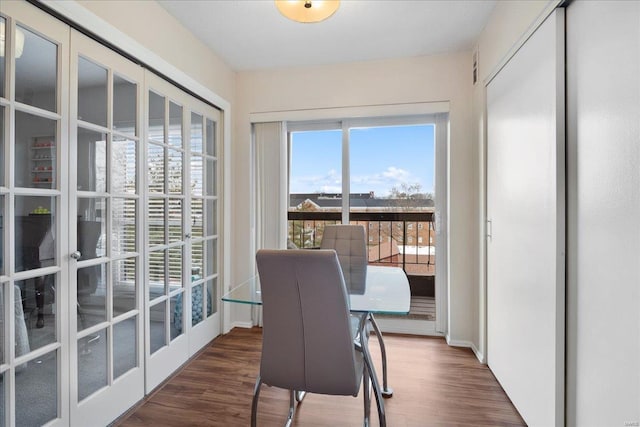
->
[231,321,254,329]
[445,336,485,363]
[471,342,485,363]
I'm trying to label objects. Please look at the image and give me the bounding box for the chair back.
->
[320,224,367,294]
[256,249,362,396]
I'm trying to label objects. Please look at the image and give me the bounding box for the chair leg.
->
[363,364,371,427]
[361,337,386,427]
[368,313,393,397]
[285,389,296,427]
[251,376,262,427]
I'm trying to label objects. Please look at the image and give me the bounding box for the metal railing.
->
[287,211,435,279]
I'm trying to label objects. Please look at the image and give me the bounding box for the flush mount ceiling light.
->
[0,21,25,58]
[275,0,340,24]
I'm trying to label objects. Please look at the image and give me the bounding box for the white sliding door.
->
[566,1,640,425]
[486,9,565,427]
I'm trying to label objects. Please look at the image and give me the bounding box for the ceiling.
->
[158,0,496,71]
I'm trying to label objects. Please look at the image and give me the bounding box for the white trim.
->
[231,321,254,329]
[250,101,450,123]
[445,335,484,363]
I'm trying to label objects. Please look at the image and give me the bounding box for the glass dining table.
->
[222,265,411,398]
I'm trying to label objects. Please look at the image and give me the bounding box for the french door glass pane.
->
[191,198,203,238]
[0,17,4,98]
[169,293,182,341]
[77,57,107,127]
[112,198,136,256]
[77,128,107,192]
[167,149,182,194]
[168,246,182,288]
[112,137,137,194]
[15,195,55,272]
[113,257,136,316]
[205,159,216,196]
[16,273,56,351]
[205,199,216,236]
[207,278,217,317]
[0,371,4,424]
[148,91,164,143]
[0,284,4,362]
[148,250,165,300]
[192,283,204,327]
[149,301,166,354]
[15,111,57,189]
[77,263,106,331]
[77,197,106,260]
[15,25,57,113]
[190,112,203,153]
[148,198,165,246]
[16,349,57,426]
[205,118,216,156]
[205,239,217,276]
[0,197,4,274]
[0,107,4,187]
[147,143,164,193]
[191,240,203,277]
[191,155,203,196]
[113,75,137,135]
[168,102,182,148]
[113,317,137,379]
[77,327,108,401]
[167,198,182,243]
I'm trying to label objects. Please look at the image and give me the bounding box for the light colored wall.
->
[471,0,552,360]
[76,0,235,103]
[234,52,477,344]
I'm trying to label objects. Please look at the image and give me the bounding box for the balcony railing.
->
[287,211,436,297]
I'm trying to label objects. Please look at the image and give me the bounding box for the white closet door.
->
[486,9,565,427]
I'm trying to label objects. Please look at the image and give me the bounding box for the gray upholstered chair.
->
[320,224,368,294]
[253,249,385,426]
[320,224,394,397]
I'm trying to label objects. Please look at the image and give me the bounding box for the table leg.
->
[368,313,393,397]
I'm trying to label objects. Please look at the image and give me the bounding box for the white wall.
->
[233,53,477,344]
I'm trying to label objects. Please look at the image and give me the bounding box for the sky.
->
[289,124,435,198]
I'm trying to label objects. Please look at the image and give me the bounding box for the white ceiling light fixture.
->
[275,0,340,24]
[0,21,25,58]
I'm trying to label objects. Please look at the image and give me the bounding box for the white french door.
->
[68,30,145,425]
[0,2,71,426]
[144,73,221,392]
[1,2,223,425]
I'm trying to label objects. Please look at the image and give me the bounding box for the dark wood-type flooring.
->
[115,327,525,426]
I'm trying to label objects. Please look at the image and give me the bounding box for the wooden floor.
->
[116,328,525,427]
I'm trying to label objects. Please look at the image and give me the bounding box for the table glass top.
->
[222,265,410,315]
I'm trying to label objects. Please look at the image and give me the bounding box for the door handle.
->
[70,251,82,260]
